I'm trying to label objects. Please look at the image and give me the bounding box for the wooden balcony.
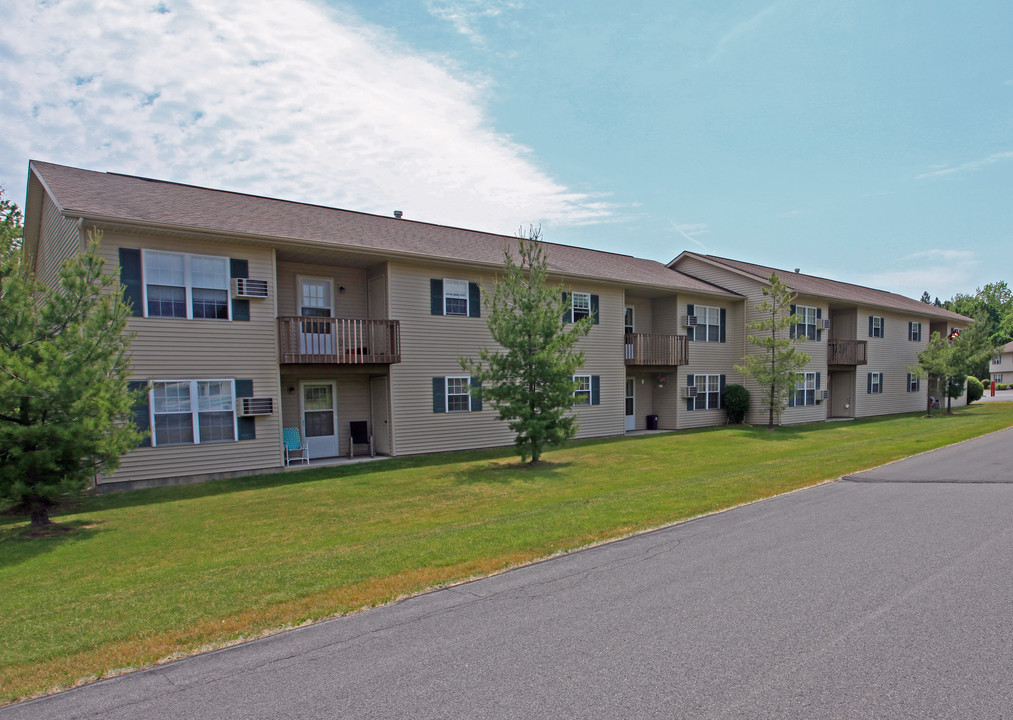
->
[279,317,401,364]
[625,333,689,366]
[828,338,867,365]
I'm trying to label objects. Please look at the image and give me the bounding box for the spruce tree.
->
[1,221,142,529]
[461,227,591,463]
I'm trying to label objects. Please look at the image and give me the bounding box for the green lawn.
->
[3,403,1012,703]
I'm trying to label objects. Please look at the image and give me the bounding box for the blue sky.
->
[2,1,1010,300]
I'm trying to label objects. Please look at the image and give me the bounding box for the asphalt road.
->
[5,429,1013,719]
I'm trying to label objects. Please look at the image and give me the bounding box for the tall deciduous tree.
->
[461,226,591,463]
[1,225,142,529]
[735,272,811,430]
[914,323,998,414]
[1,187,22,249]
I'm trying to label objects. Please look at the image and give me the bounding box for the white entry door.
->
[298,277,334,355]
[625,377,636,431]
[301,381,339,458]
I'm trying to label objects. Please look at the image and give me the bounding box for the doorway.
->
[625,377,636,431]
[301,381,339,458]
[370,376,391,455]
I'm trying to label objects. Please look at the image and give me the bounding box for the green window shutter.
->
[908,322,913,341]
[879,373,884,392]
[686,373,695,411]
[686,304,695,341]
[789,305,797,339]
[430,279,444,315]
[867,373,873,394]
[590,295,600,325]
[432,377,446,412]
[816,308,823,342]
[235,379,255,440]
[719,374,726,409]
[590,376,601,405]
[906,373,912,392]
[128,380,151,447]
[816,372,822,404]
[562,292,571,323]
[119,248,144,317]
[719,308,726,343]
[869,316,874,337]
[468,282,481,317]
[880,318,885,338]
[470,378,482,411]
[816,372,821,388]
[230,259,250,322]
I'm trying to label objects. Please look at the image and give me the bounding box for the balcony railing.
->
[624,333,689,366]
[279,317,401,364]
[828,338,867,365]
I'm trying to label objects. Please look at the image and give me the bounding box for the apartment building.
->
[22,161,970,489]
[990,341,1013,385]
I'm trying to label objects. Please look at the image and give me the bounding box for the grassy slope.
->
[2,403,1012,703]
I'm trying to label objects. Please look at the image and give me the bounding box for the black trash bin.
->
[646,414,659,430]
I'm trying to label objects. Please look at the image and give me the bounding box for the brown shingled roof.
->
[672,252,970,323]
[29,161,736,297]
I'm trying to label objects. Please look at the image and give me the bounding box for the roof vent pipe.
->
[394,210,403,219]
[794,268,800,273]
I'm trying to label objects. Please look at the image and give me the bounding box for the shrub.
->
[966,376,984,403]
[723,383,750,424]
[999,383,1009,391]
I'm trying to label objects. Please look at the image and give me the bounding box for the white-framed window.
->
[143,250,230,320]
[694,306,722,342]
[868,372,883,394]
[571,292,591,322]
[694,374,721,410]
[446,376,472,412]
[992,356,1002,366]
[795,306,818,341]
[907,373,921,392]
[624,306,634,335]
[909,322,922,342]
[299,276,333,318]
[443,279,469,316]
[869,316,885,338]
[573,374,592,405]
[150,379,236,446]
[794,371,817,406]
[994,373,1003,382]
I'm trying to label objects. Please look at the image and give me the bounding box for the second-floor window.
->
[443,279,469,316]
[992,356,1002,366]
[793,306,818,340]
[571,292,591,322]
[144,250,230,320]
[688,305,724,342]
[908,322,922,342]
[869,316,885,338]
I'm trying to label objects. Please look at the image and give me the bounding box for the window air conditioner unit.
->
[237,397,275,416]
[820,389,829,400]
[681,386,698,398]
[821,318,831,330]
[684,315,698,327]
[232,278,271,299]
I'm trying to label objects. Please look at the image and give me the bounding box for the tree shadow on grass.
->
[452,459,574,485]
[0,519,104,567]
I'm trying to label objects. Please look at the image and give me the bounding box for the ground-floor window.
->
[793,371,817,406]
[867,372,883,394]
[907,373,921,392]
[688,373,723,410]
[151,379,236,446]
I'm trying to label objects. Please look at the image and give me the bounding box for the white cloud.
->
[915,151,1013,180]
[424,0,522,45]
[850,248,981,300]
[0,0,608,233]
[671,221,710,252]
[708,2,782,63]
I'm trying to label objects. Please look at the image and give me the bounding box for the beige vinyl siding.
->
[97,231,283,485]
[35,193,83,289]
[855,308,938,417]
[279,372,372,457]
[780,295,828,425]
[677,294,742,429]
[625,296,653,333]
[276,261,368,318]
[387,262,625,456]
